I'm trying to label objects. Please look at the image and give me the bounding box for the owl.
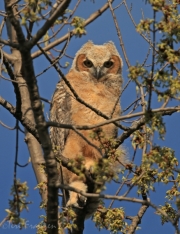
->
[50,41,124,218]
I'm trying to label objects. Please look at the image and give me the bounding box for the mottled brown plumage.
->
[50,41,124,217]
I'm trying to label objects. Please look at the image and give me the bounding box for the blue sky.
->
[0,0,180,233]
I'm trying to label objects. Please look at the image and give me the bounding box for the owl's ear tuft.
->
[104,42,123,69]
[104,41,115,46]
[104,41,116,49]
[104,42,119,55]
[81,41,94,50]
[86,40,94,45]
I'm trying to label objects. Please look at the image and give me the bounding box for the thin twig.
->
[113,1,124,10]
[0,120,16,130]
[31,0,114,59]
[147,10,156,111]
[108,0,130,68]
[0,216,9,228]
[110,79,132,118]
[40,97,51,104]
[72,126,103,156]
[122,93,147,113]
[0,96,40,142]
[139,86,147,157]
[122,171,146,197]
[123,0,155,50]
[39,0,81,45]
[108,171,131,208]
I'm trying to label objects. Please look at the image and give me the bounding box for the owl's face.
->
[72,41,122,80]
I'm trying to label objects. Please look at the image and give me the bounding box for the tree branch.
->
[59,184,179,233]
[27,0,71,49]
[5,1,59,233]
[127,204,149,234]
[108,0,130,68]
[31,0,114,59]
[0,96,40,142]
[47,106,180,131]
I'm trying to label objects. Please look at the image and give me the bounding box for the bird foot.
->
[66,194,87,208]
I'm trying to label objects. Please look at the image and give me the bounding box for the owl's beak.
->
[95,67,103,79]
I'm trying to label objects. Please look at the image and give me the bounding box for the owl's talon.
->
[78,195,87,206]
[66,201,84,209]
[66,194,87,208]
[66,200,78,208]
[72,203,84,209]
[89,166,95,176]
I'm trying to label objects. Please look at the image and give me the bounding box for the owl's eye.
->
[104,61,113,68]
[83,60,93,68]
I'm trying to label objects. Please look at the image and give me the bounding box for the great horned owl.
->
[50,41,124,217]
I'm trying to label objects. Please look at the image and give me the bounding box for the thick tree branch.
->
[1,93,178,148]
[5,1,59,233]
[116,106,180,147]
[47,106,180,131]
[127,204,149,234]
[24,131,47,203]
[59,184,179,233]
[5,0,26,45]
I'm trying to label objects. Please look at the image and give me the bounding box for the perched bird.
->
[50,41,125,218]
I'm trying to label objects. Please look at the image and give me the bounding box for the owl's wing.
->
[50,80,71,154]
